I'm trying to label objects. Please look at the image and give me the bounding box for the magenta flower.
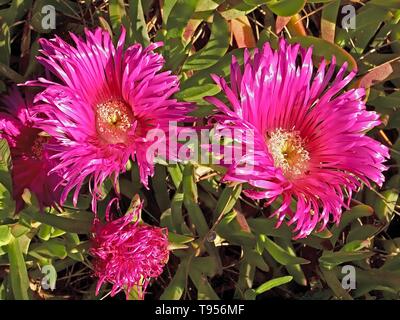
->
[207,39,389,238]
[0,87,62,212]
[28,28,192,210]
[90,202,169,299]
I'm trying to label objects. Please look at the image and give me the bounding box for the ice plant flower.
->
[0,87,62,212]
[207,39,389,238]
[90,201,169,299]
[29,27,192,210]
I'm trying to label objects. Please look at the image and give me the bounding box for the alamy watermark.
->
[144,122,256,172]
[39,3,357,31]
[341,265,356,290]
[341,5,356,30]
[41,264,57,291]
[41,5,56,30]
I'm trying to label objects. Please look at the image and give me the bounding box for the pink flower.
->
[206,39,389,238]
[0,87,62,212]
[28,28,192,210]
[90,202,169,299]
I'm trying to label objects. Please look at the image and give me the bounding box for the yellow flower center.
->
[266,128,310,178]
[31,135,49,160]
[95,99,134,144]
